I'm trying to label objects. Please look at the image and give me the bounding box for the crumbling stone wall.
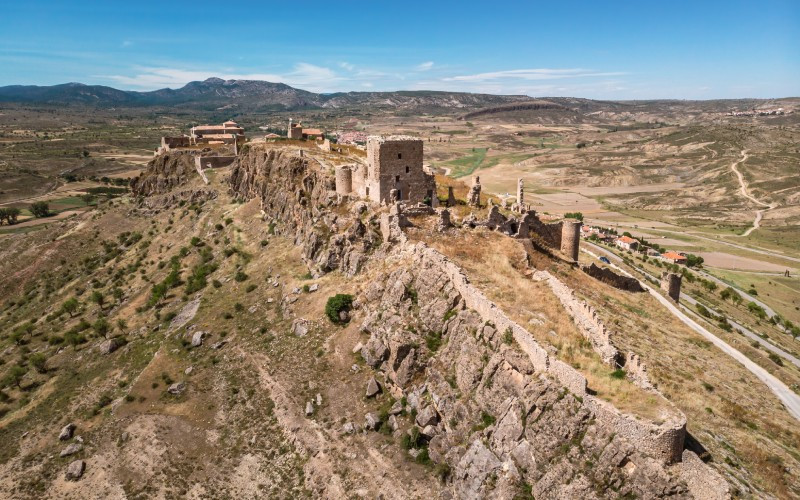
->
[583,263,646,293]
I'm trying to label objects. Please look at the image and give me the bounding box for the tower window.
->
[405,166,410,173]
[395,175,400,182]
[397,153,402,159]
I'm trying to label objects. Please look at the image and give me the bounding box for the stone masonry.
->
[661,272,682,302]
[560,220,581,262]
[356,135,437,205]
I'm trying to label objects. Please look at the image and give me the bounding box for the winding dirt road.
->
[730,150,775,236]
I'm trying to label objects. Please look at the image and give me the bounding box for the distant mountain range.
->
[0,78,532,112]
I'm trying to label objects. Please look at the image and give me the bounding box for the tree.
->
[2,365,27,389]
[29,353,47,374]
[5,207,19,225]
[29,201,50,218]
[325,294,354,324]
[93,318,111,338]
[90,290,104,308]
[62,297,79,317]
[81,194,95,206]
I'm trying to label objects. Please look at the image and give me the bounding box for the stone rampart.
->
[400,242,686,465]
[534,270,620,365]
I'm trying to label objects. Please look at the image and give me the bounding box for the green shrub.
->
[610,369,626,380]
[325,294,353,324]
[426,331,443,352]
[29,353,47,373]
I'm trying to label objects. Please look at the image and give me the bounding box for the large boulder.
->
[60,443,82,457]
[59,423,76,441]
[190,331,205,348]
[65,460,85,481]
[365,377,381,398]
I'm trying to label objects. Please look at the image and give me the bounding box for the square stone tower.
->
[360,135,436,205]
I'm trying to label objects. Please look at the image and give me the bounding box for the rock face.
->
[355,244,706,498]
[65,460,85,481]
[131,152,199,197]
[229,147,382,276]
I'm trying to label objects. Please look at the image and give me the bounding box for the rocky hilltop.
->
[1,141,784,498]
[225,144,729,498]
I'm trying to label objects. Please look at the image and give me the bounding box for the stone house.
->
[615,235,639,251]
[660,251,687,265]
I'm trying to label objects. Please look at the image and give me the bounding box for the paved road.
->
[581,242,800,420]
[584,241,798,360]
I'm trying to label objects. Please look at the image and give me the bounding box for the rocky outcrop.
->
[229,146,381,276]
[226,144,727,498]
[355,242,727,498]
[131,152,199,197]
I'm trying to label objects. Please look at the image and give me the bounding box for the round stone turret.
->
[335,165,353,195]
[560,220,581,262]
[661,272,682,302]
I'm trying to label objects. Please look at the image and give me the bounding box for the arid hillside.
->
[0,141,797,499]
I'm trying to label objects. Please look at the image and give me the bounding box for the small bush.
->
[610,369,626,380]
[768,353,784,366]
[325,294,353,324]
[246,284,257,293]
[234,270,248,282]
[502,328,513,345]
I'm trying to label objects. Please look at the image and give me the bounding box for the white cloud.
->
[339,61,355,71]
[415,61,434,71]
[444,68,625,82]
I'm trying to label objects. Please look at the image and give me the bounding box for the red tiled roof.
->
[662,252,687,260]
[618,236,637,244]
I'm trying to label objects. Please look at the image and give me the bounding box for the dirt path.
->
[242,348,436,499]
[730,150,776,237]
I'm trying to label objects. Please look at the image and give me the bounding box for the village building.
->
[661,251,688,265]
[288,119,325,140]
[190,120,245,146]
[335,135,437,206]
[615,235,639,251]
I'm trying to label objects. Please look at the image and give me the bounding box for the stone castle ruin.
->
[335,135,437,206]
[216,142,731,498]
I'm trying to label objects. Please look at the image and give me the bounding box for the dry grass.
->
[560,252,800,498]
[409,225,668,420]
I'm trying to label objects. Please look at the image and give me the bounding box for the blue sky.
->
[1,0,798,98]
